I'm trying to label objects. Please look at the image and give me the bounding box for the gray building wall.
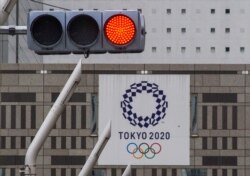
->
[42,0,250,64]
[2,0,250,64]
[0,63,250,176]
[0,0,43,63]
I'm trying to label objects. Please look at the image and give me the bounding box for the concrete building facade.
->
[1,63,250,176]
[1,0,250,176]
[0,0,42,63]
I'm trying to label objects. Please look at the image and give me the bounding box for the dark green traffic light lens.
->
[31,14,63,47]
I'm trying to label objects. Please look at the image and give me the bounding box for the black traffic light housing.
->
[27,10,146,55]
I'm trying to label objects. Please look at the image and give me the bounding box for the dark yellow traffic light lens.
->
[68,14,99,47]
[104,14,136,46]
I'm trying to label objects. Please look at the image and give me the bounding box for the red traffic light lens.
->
[104,14,136,46]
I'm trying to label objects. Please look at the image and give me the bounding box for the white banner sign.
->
[98,75,190,165]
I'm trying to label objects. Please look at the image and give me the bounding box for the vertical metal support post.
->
[15,0,19,63]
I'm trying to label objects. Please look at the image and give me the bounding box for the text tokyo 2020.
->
[118,131,171,140]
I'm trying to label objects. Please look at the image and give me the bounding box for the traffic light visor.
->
[104,14,136,46]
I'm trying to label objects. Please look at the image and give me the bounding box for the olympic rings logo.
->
[126,142,162,159]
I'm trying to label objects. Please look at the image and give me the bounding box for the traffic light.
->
[27,10,146,55]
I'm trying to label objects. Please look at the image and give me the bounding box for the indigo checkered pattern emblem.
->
[120,81,168,128]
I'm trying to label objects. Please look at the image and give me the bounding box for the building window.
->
[152,47,157,53]
[166,28,171,33]
[71,168,76,176]
[61,169,66,176]
[51,137,56,149]
[222,137,227,149]
[211,9,215,14]
[196,47,201,53]
[232,106,237,129]
[71,136,76,149]
[181,28,186,33]
[240,47,245,53]
[225,28,230,33]
[202,137,207,149]
[0,136,6,149]
[152,28,157,33]
[181,47,186,53]
[182,169,207,176]
[225,47,230,52]
[222,169,227,176]
[181,9,186,14]
[10,168,15,176]
[232,169,237,176]
[225,9,230,14]
[21,136,26,149]
[211,47,216,53]
[91,94,98,135]
[212,106,217,129]
[0,169,6,176]
[211,28,215,33]
[212,169,217,176]
[240,28,245,33]
[166,9,171,14]
[61,136,66,149]
[212,137,217,149]
[191,94,198,135]
[202,106,208,129]
[172,169,177,176]
[11,137,16,149]
[166,47,171,53]
[232,137,237,149]
[92,169,106,176]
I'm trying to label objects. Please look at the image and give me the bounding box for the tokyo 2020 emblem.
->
[121,81,168,128]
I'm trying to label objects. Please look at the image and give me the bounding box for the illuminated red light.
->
[104,14,136,46]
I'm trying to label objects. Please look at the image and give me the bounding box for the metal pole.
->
[23,59,82,176]
[78,121,111,176]
[122,165,132,176]
[15,0,19,63]
[0,25,27,35]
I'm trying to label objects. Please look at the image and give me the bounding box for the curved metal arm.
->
[0,0,17,25]
[78,121,111,176]
[24,59,82,175]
